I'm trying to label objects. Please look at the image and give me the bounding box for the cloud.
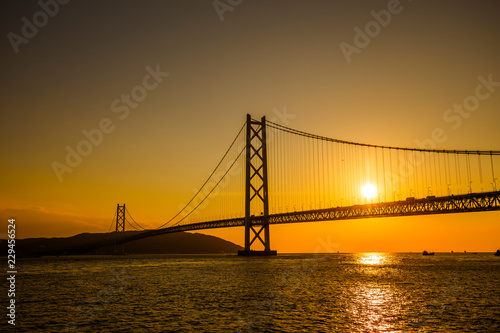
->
[0,207,110,239]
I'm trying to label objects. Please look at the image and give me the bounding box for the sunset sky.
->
[1,0,500,252]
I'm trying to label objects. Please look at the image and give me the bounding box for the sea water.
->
[12,253,500,332]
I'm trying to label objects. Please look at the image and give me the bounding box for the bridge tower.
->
[114,204,126,254]
[116,204,126,233]
[238,115,277,256]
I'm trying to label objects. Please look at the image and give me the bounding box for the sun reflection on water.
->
[343,253,402,332]
[358,252,386,265]
[346,284,401,332]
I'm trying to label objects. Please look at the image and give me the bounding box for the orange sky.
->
[1,1,500,252]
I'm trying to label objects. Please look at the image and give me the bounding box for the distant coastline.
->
[0,231,243,257]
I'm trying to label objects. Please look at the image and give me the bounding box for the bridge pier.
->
[238,114,277,256]
[238,249,278,256]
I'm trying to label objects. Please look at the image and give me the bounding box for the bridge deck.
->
[118,191,500,245]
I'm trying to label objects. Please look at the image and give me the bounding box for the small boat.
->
[495,250,500,257]
[422,251,434,256]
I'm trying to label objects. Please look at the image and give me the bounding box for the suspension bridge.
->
[112,114,500,255]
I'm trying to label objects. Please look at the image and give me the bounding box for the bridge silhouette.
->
[115,114,500,255]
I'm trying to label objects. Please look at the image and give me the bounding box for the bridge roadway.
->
[117,191,500,245]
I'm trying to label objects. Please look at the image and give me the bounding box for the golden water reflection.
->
[358,252,387,265]
[344,253,402,332]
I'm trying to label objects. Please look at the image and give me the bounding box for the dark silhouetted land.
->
[2,231,243,257]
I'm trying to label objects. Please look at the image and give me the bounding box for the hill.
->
[3,231,243,256]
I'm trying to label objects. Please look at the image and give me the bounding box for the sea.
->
[10,253,500,332]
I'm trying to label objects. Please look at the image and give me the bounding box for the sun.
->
[361,183,377,199]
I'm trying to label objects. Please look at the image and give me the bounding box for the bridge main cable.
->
[156,121,247,229]
[265,119,500,155]
[168,146,246,228]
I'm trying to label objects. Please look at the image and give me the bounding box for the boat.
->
[495,250,500,257]
[422,251,434,256]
